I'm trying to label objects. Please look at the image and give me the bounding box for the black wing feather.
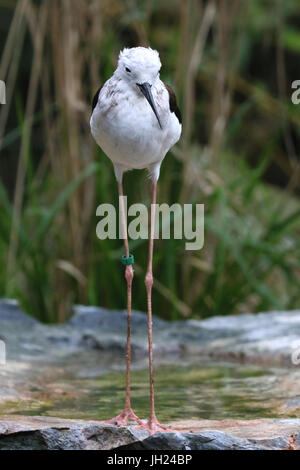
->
[164,83,182,124]
[92,86,103,112]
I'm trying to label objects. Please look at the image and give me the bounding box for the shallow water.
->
[3,361,294,421]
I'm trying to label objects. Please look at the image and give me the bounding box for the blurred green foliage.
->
[0,0,299,323]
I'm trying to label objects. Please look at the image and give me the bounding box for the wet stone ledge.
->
[1,300,300,450]
[0,416,299,450]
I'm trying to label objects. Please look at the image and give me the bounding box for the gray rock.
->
[67,306,300,366]
[120,431,266,450]
[70,305,165,331]
[0,416,149,450]
[1,416,299,450]
[0,299,37,329]
[2,299,300,365]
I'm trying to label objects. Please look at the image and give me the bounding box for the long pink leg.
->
[104,182,143,426]
[139,182,169,433]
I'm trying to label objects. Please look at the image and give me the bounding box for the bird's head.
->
[115,47,163,129]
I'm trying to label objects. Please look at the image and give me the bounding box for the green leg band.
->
[122,254,135,266]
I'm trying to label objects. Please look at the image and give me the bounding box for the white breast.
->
[90,78,181,172]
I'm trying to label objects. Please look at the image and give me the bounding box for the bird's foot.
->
[103,408,144,427]
[134,415,170,435]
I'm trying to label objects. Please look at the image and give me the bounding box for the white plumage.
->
[90,47,182,182]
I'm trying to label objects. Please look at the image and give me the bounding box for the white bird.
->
[90,46,182,433]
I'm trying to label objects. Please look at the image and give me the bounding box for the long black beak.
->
[137,82,163,130]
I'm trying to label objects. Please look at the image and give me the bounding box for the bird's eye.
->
[125,67,131,73]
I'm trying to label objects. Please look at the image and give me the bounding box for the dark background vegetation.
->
[0,0,299,323]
